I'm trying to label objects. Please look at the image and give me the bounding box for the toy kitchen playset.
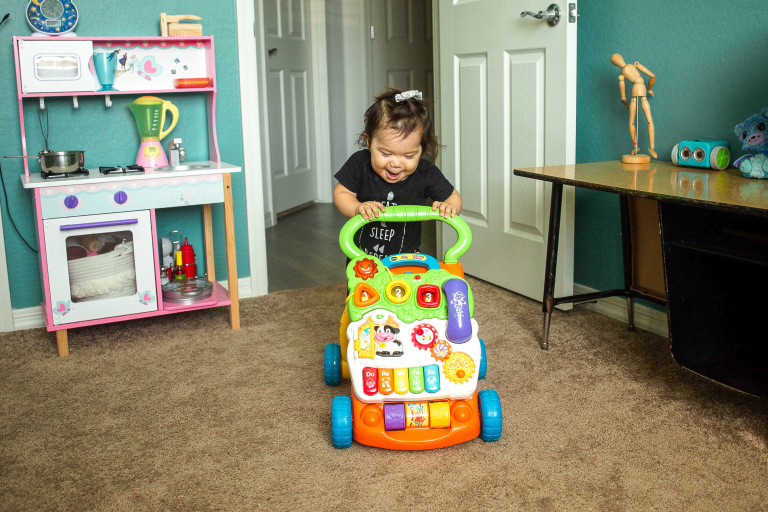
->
[9,34,241,357]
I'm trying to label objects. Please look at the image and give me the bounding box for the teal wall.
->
[574,0,768,297]
[3,0,766,311]
[0,0,248,309]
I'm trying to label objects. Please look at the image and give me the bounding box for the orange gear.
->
[430,340,452,361]
[353,258,378,280]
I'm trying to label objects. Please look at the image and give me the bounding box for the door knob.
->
[520,3,561,26]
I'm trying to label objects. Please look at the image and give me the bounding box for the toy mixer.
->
[325,205,502,450]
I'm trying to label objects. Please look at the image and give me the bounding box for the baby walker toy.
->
[325,205,502,450]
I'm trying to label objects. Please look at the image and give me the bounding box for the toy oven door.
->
[42,210,158,325]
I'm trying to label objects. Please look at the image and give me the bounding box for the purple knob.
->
[113,191,128,204]
[63,195,79,209]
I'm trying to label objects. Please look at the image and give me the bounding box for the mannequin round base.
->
[621,154,651,164]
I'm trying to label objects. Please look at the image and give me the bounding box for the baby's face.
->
[367,127,423,184]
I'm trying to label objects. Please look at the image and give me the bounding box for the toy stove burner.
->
[99,165,145,175]
[41,168,89,179]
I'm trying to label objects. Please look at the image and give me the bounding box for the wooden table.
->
[515,160,768,396]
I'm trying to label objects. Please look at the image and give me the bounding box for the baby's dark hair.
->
[357,88,439,162]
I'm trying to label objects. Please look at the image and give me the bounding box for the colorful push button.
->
[353,282,380,307]
[424,364,440,393]
[393,368,409,395]
[416,284,441,308]
[408,367,425,394]
[383,403,406,431]
[378,368,394,395]
[362,367,378,395]
[385,280,411,304]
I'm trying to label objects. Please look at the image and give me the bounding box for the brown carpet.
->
[1,278,766,511]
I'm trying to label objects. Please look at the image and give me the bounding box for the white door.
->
[264,0,318,214]
[368,0,434,102]
[437,0,576,303]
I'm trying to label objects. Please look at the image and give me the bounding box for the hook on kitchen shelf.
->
[73,96,79,109]
[39,97,45,110]
[104,95,111,108]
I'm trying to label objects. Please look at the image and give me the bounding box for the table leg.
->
[56,330,69,357]
[541,183,564,350]
[203,204,215,281]
[619,195,636,331]
[222,174,240,329]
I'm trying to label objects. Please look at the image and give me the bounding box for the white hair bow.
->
[395,90,423,102]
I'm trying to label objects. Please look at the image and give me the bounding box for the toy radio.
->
[671,139,730,170]
[325,205,502,450]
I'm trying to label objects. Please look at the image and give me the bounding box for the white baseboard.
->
[11,277,254,332]
[572,283,669,338]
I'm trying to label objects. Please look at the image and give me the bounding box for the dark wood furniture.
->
[514,160,768,397]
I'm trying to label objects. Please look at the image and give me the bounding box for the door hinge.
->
[569,3,579,23]
[370,25,375,40]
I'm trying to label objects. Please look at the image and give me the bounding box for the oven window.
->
[65,230,138,302]
[34,55,81,80]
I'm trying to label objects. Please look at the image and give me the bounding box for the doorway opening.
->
[266,0,435,293]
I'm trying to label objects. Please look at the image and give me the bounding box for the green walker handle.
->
[339,205,472,264]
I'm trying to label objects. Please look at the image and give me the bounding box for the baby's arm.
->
[432,189,462,218]
[333,183,386,220]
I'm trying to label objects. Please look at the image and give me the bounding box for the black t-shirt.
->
[334,149,456,258]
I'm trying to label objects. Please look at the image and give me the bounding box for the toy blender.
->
[128,96,179,168]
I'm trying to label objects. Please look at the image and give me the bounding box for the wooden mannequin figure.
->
[611,53,657,164]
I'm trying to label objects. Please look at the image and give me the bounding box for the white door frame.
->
[236,0,332,297]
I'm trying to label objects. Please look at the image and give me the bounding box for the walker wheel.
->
[324,343,342,386]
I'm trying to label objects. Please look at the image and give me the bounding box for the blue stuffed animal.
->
[734,108,768,178]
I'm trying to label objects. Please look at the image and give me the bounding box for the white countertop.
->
[20,161,241,189]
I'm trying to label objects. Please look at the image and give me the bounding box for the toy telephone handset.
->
[26,0,79,35]
[671,139,730,170]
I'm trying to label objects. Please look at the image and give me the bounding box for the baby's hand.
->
[432,201,457,218]
[356,201,386,220]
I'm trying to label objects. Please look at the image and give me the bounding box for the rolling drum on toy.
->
[325,205,502,450]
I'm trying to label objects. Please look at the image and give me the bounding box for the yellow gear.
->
[442,352,475,384]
